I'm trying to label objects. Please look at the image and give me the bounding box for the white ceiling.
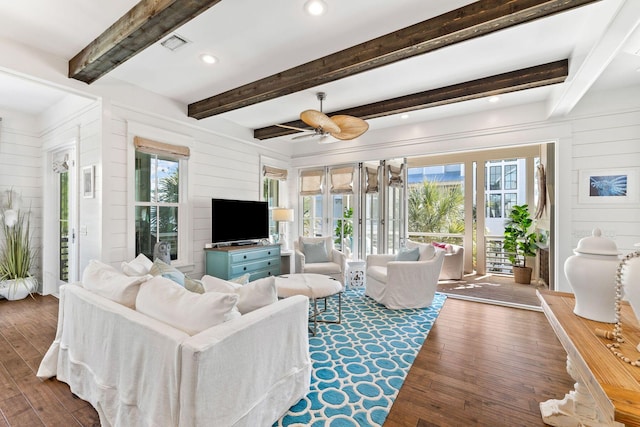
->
[1,0,640,139]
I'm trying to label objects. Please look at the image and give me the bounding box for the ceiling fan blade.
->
[300,109,341,134]
[291,133,317,140]
[329,115,369,140]
[276,123,310,132]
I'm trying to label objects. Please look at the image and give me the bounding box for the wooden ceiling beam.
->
[189,0,599,120]
[69,0,222,84]
[253,59,568,140]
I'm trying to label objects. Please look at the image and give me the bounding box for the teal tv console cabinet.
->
[205,245,281,281]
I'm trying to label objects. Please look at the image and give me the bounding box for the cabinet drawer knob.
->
[267,261,271,265]
[243,255,247,259]
[243,267,247,271]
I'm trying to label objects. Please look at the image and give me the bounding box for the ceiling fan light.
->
[304,0,327,16]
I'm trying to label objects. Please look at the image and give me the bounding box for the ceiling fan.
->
[277,92,369,142]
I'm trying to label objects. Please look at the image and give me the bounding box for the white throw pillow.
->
[235,276,277,314]
[201,275,241,293]
[201,275,277,314]
[83,259,152,308]
[406,240,436,261]
[136,276,240,335]
[121,253,154,276]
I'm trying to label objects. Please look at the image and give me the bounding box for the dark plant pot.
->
[513,266,532,284]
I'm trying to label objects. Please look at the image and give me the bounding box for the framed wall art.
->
[83,165,95,198]
[578,167,639,204]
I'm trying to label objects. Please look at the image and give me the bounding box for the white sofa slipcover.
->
[37,283,311,427]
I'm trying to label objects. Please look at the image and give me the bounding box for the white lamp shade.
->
[272,208,294,222]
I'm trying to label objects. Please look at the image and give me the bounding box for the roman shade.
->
[388,164,404,188]
[330,166,355,194]
[134,136,190,159]
[263,166,288,181]
[300,169,325,196]
[365,166,380,194]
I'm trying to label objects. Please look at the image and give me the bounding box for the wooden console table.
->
[538,290,640,426]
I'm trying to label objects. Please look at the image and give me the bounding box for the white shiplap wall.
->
[106,104,279,278]
[570,110,640,252]
[0,109,42,285]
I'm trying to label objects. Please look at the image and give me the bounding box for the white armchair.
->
[439,244,464,280]
[294,236,347,284]
[365,245,444,309]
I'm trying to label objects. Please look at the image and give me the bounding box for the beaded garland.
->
[605,248,640,367]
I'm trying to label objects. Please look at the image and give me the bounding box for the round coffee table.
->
[275,273,342,335]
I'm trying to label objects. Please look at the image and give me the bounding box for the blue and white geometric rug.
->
[275,287,446,427]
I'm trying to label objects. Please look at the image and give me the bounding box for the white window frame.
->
[127,122,193,269]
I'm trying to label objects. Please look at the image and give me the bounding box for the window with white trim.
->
[134,136,188,263]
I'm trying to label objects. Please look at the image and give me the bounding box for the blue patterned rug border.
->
[276,288,446,427]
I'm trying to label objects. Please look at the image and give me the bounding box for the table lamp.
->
[272,208,294,250]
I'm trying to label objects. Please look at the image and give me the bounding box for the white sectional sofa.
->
[37,281,311,427]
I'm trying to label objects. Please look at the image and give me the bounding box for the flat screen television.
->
[211,198,269,245]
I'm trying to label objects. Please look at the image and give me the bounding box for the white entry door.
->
[43,148,78,295]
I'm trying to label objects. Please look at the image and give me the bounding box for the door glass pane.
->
[332,195,353,253]
[387,186,403,253]
[364,193,379,256]
[407,163,465,245]
[59,171,69,282]
[302,195,324,237]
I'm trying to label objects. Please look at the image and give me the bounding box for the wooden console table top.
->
[538,290,640,426]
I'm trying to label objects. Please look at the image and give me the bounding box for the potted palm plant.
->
[0,189,37,300]
[503,204,541,284]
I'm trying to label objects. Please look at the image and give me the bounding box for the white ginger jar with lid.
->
[564,228,619,323]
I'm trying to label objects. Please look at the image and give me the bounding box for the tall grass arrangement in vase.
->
[0,189,36,299]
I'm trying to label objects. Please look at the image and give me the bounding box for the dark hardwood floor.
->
[385,298,574,427]
[0,294,572,426]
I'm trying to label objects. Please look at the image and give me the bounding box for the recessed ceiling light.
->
[304,0,327,16]
[400,114,410,120]
[488,96,500,103]
[200,54,217,64]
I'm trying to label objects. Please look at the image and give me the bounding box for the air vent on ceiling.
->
[161,34,190,51]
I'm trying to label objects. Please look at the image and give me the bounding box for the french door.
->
[43,147,78,295]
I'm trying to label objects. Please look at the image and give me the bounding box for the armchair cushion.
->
[303,241,330,263]
[395,247,420,261]
[299,236,333,258]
